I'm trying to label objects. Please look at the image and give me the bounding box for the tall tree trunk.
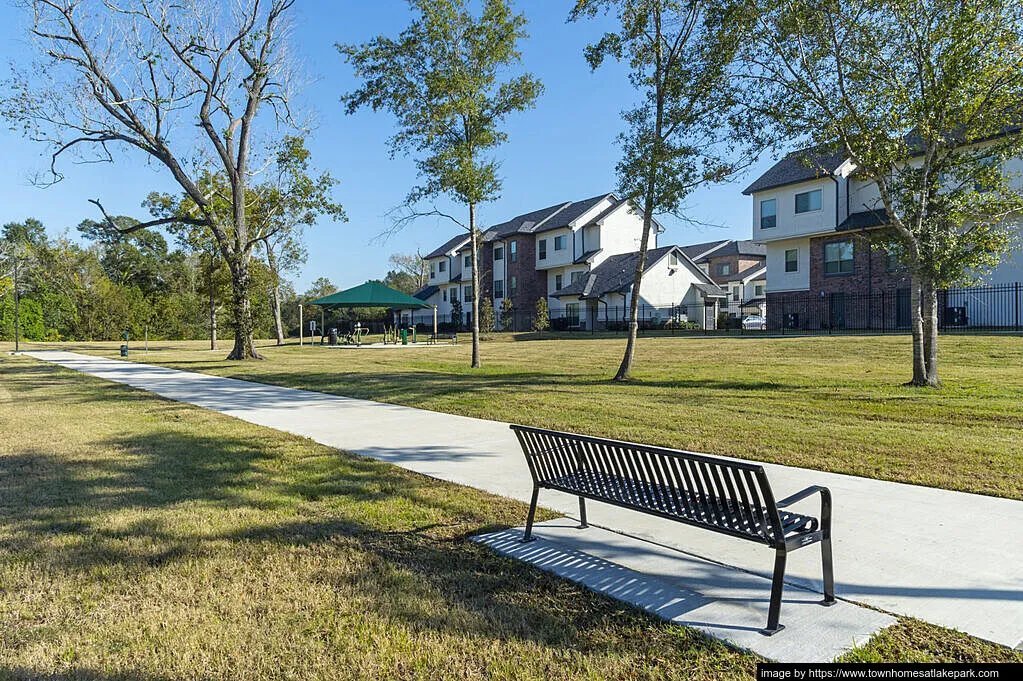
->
[614,190,655,382]
[469,203,482,369]
[226,254,262,360]
[13,260,21,353]
[265,242,285,345]
[908,276,928,386]
[208,252,218,351]
[922,278,940,387]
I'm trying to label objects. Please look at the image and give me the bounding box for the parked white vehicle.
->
[742,314,766,330]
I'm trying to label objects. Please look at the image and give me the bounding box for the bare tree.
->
[388,251,429,291]
[2,0,305,359]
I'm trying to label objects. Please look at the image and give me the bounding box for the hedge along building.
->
[414,193,727,330]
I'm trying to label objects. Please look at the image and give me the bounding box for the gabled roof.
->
[734,263,767,282]
[531,193,615,234]
[482,201,571,241]
[693,282,728,298]
[695,239,766,261]
[425,234,470,259]
[681,240,730,261]
[552,245,722,299]
[742,148,846,195]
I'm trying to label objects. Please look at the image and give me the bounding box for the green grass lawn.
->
[1,355,1019,677]
[42,332,1023,500]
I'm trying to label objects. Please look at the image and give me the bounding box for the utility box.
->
[120,345,128,357]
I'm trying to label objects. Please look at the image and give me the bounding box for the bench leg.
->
[821,534,836,606]
[521,487,539,543]
[578,497,588,528]
[762,547,787,636]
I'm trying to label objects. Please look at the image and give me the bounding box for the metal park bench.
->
[510,424,835,635]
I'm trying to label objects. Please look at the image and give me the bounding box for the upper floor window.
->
[795,189,822,214]
[669,251,680,266]
[494,246,504,261]
[555,274,563,290]
[430,262,436,278]
[443,288,447,301]
[754,284,765,297]
[463,286,473,302]
[718,263,731,276]
[570,270,584,284]
[509,240,518,263]
[450,287,457,302]
[824,240,854,275]
[785,249,798,273]
[510,275,517,297]
[554,235,567,251]
[494,279,504,298]
[464,254,472,268]
[439,260,447,273]
[731,286,740,302]
[760,199,777,228]
[538,239,547,260]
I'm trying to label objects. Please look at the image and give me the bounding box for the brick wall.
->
[704,254,766,285]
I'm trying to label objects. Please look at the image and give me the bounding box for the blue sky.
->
[0,0,778,292]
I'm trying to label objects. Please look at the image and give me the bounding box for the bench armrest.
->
[776,485,829,508]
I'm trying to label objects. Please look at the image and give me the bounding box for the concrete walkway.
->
[22,351,1023,653]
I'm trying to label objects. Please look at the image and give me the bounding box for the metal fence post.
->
[1016,282,1020,332]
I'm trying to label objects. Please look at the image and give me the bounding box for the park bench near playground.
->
[510,424,836,636]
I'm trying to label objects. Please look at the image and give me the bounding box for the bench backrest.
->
[511,424,786,545]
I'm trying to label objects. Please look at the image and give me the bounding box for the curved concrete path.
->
[22,351,1023,653]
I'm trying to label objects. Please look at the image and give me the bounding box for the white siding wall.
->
[595,205,651,260]
[765,238,811,292]
[535,227,573,269]
[753,178,839,242]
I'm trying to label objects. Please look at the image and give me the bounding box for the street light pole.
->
[299,304,304,347]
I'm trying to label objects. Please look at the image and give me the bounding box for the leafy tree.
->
[450,298,464,330]
[499,297,515,330]
[3,0,305,360]
[149,137,343,346]
[732,0,1023,386]
[382,269,421,294]
[532,297,549,337]
[340,0,543,369]
[0,220,43,350]
[479,297,495,336]
[389,252,430,291]
[571,0,750,381]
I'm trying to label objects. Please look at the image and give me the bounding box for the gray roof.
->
[742,148,845,195]
[553,245,679,299]
[696,239,766,261]
[531,193,614,234]
[681,240,730,261]
[425,234,469,259]
[482,201,571,241]
[837,209,889,231]
[735,263,767,281]
[693,282,728,298]
[413,285,439,301]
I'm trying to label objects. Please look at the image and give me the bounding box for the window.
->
[430,262,436,278]
[795,189,822,214]
[494,246,504,261]
[754,284,765,297]
[555,274,563,290]
[760,199,777,229]
[538,239,547,260]
[785,249,798,273]
[824,240,854,275]
[886,248,902,272]
[570,270,584,284]
[463,286,472,302]
[450,287,457,302]
[554,235,567,251]
[718,263,732,276]
[731,286,740,302]
[669,251,679,266]
[464,254,472,268]
[439,260,446,273]
[509,240,517,263]
[494,279,504,298]
[566,303,580,325]
[510,275,517,297]
[442,288,447,302]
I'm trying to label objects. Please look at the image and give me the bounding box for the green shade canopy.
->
[307,281,433,309]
